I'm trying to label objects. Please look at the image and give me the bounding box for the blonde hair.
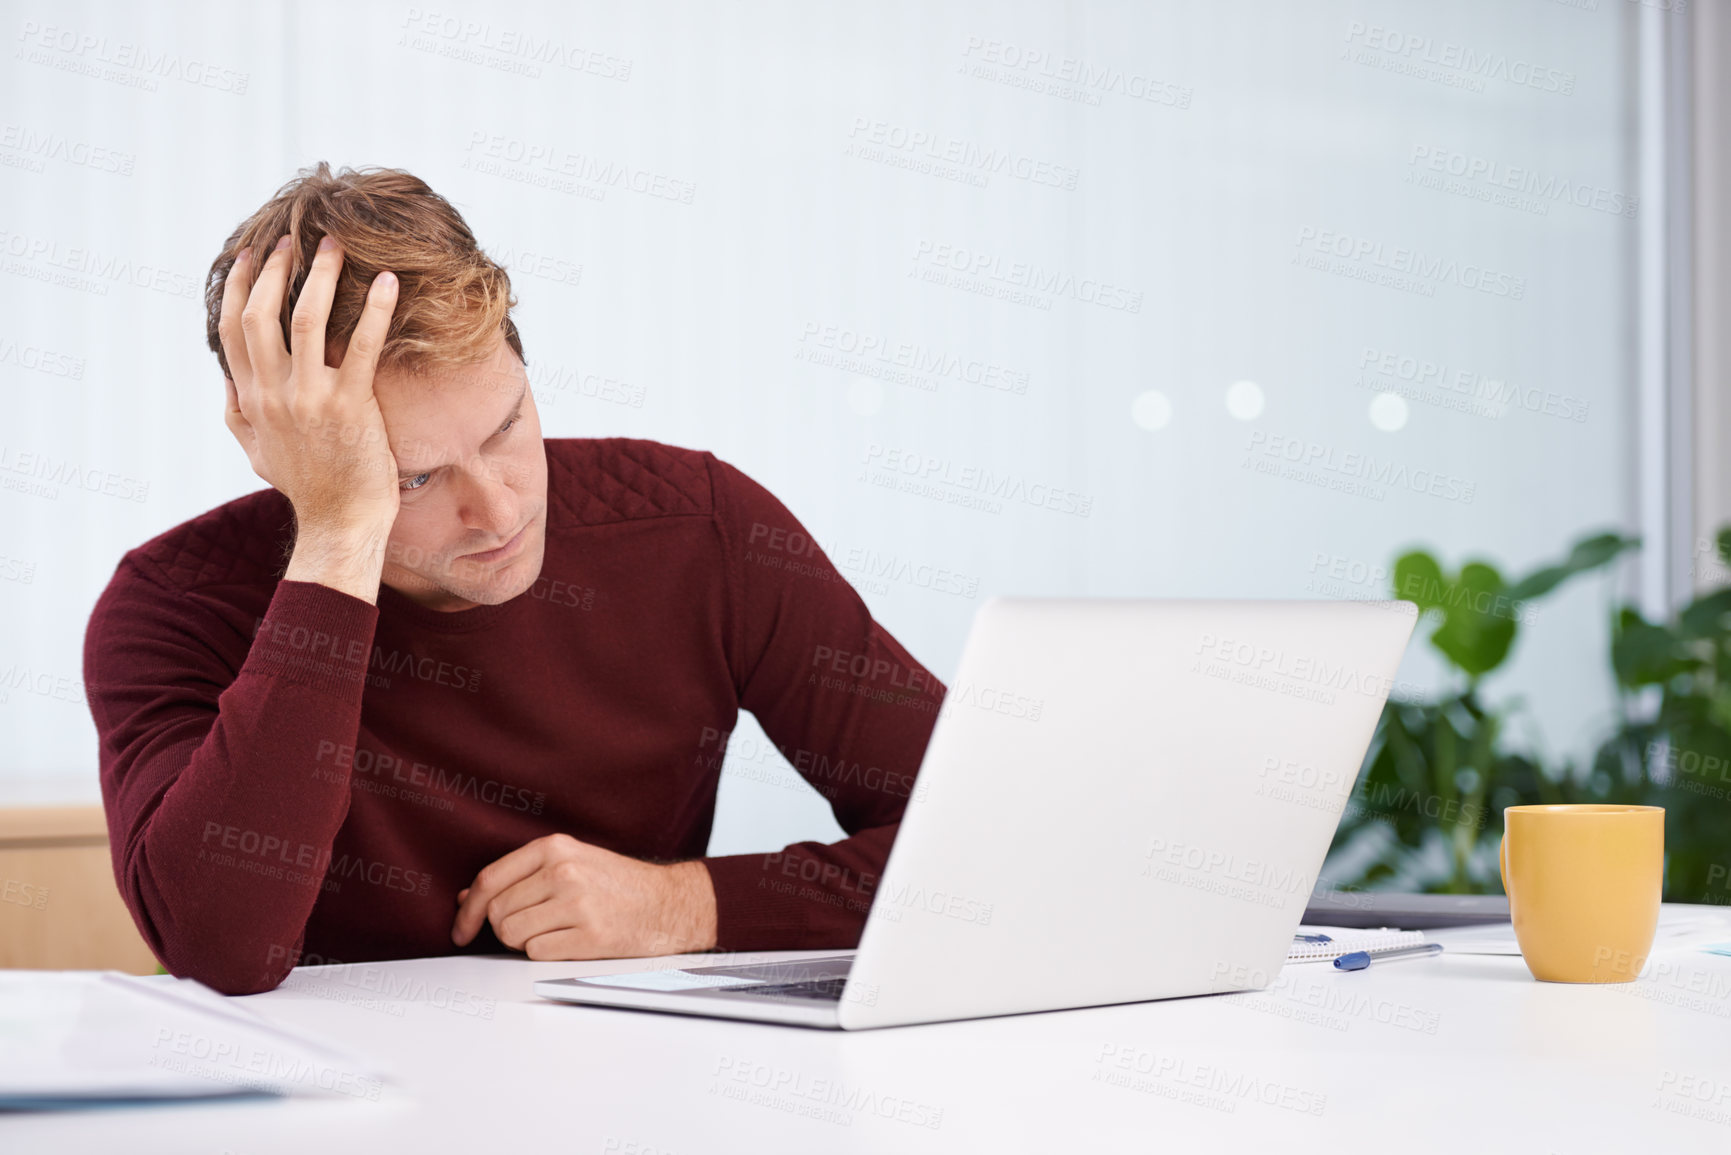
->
[203,161,524,379]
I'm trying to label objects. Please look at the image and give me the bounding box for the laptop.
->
[535,597,1418,1029]
[1304,889,1510,929]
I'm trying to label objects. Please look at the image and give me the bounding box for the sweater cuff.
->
[700,850,871,951]
[240,579,381,699]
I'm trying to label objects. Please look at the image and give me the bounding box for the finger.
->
[289,234,345,373]
[222,373,243,423]
[221,374,258,461]
[520,928,598,963]
[335,269,399,395]
[217,247,257,409]
[488,871,569,949]
[240,234,295,395]
[451,839,557,945]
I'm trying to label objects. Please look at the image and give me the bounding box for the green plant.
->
[1325,532,1639,894]
[1591,529,1731,903]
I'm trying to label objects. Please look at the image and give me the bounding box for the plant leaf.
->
[1430,563,1517,677]
[1611,607,1700,687]
[1678,588,1731,639]
[1505,532,1638,601]
[1391,552,1446,610]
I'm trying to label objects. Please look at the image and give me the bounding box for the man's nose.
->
[460,459,520,536]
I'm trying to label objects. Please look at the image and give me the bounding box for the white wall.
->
[1694,0,1731,588]
[0,0,1646,855]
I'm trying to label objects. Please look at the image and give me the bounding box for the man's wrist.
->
[283,518,393,605]
[664,860,719,953]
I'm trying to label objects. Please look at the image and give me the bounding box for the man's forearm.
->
[700,825,901,951]
[91,573,380,995]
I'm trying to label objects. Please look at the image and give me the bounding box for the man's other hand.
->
[450,833,719,959]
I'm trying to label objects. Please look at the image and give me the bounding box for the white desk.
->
[9,904,1731,1153]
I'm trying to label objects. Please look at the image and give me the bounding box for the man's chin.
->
[385,546,544,612]
[448,552,544,607]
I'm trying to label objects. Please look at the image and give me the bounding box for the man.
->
[82,163,944,995]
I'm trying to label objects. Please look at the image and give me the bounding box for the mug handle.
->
[1499,833,1511,905]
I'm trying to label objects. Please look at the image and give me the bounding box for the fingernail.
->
[318,234,336,253]
[237,246,252,263]
[274,235,291,252]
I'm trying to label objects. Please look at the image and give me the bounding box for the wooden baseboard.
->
[0,804,161,973]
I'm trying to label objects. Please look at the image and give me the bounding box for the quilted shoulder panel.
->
[125,439,713,593]
[128,488,295,592]
[544,438,714,527]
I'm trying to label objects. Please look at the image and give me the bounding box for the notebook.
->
[0,970,390,1106]
[1288,925,1427,963]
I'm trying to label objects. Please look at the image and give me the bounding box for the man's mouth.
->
[461,520,530,564]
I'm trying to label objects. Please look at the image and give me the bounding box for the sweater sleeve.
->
[83,562,379,994]
[698,457,946,949]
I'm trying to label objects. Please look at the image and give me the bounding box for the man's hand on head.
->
[450,833,719,960]
[217,232,403,603]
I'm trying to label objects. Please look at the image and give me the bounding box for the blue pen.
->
[1294,933,1332,944]
[1334,943,1444,971]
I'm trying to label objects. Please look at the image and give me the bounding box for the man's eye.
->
[501,416,519,433]
[401,472,432,492]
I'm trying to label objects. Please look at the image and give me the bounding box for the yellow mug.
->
[1500,804,1664,983]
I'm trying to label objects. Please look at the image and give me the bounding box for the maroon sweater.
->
[83,438,945,994]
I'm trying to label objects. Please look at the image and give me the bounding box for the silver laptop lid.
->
[840,598,1416,1029]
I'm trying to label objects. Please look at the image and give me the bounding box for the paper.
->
[578,969,765,992]
[0,971,389,1106]
[1288,926,1426,963]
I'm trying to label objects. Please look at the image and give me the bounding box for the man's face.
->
[371,335,548,612]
